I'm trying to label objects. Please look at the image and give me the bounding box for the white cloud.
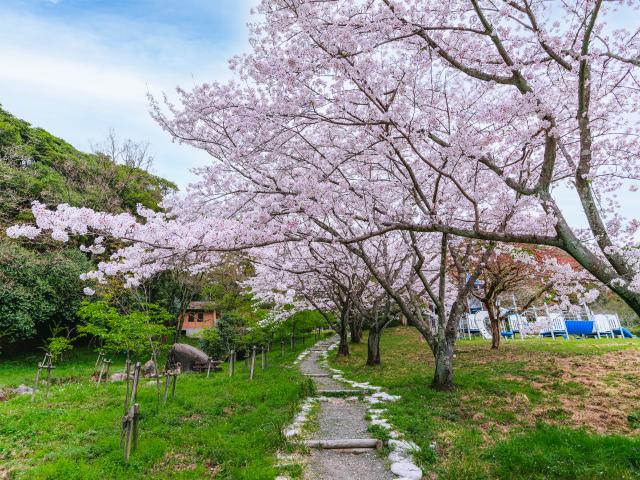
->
[0,4,253,189]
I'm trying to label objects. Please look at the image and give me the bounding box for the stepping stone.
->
[316,389,365,396]
[390,460,422,479]
[303,438,382,450]
[303,373,330,377]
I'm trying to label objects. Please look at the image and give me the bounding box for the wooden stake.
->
[124,413,133,463]
[44,363,53,399]
[130,362,141,406]
[33,353,53,401]
[163,373,170,402]
[229,350,235,376]
[150,348,161,406]
[123,359,132,415]
[261,346,266,370]
[104,359,112,380]
[123,402,140,463]
[132,403,140,450]
[94,351,104,370]
[98,359,112,386]
[249,346,256,380]
[122,364,140,452]
[32,364,42,402]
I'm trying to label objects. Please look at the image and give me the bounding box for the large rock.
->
[15,384,34,395]
[110,372,129,382]
[142,359,157,377]
[168,343,208,371]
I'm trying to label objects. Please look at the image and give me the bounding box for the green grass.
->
[0,344,314,479]
[330,327,640,480]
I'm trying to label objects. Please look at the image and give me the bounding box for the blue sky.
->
[0,0,255,189]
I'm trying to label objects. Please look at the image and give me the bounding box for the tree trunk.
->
[432,336,454,390]
[486,303,500,350]
[350,317,362,343]
[490,320,500,349]
[337,311,349,357]
[366,329,381,366]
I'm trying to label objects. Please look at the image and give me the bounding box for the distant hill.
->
[0,106,176,228]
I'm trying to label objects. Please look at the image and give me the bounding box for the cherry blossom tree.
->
[470,245,595,349]
[7,0,640,387]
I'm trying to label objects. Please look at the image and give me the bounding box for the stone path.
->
[299,341,394,480]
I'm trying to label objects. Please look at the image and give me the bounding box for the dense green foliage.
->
[0,243,92,349]
[77,299,172,357]
[0,106,176,351]
[199,313,245,360]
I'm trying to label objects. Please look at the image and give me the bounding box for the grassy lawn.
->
[331,327,640,480]
[0,343,314,479]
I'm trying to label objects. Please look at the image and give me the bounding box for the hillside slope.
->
[0,106,176,227]
[0,106,176,351]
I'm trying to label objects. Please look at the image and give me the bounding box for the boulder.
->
[142,359,157,377]
[168,343,208,371]
[110,372,129,382]
[15,384,34,395]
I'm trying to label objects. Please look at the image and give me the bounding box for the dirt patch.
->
[553,350,640,434]
[455,346,640,435]
[181,413,205,425]
[153,452,195,472]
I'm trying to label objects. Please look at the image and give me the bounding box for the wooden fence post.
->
[163,373,170,402]
[150,348,161,406]
[171,363,180,398]
[261,346,266,370]
[98,359,112,386]
[33,353,55,401]
[94,351,104,370]
[229,350,235,376]
[132,403,140,450]
[249,346,256,380]
[123,402,140,463]
[122,362,141,449]
[123,359,132,415]
[44,363,52,399]
[280,339,285,356]
[32,360,43,402]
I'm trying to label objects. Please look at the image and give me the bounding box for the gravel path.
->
[301,340,394,480]
[300,350,344,390]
